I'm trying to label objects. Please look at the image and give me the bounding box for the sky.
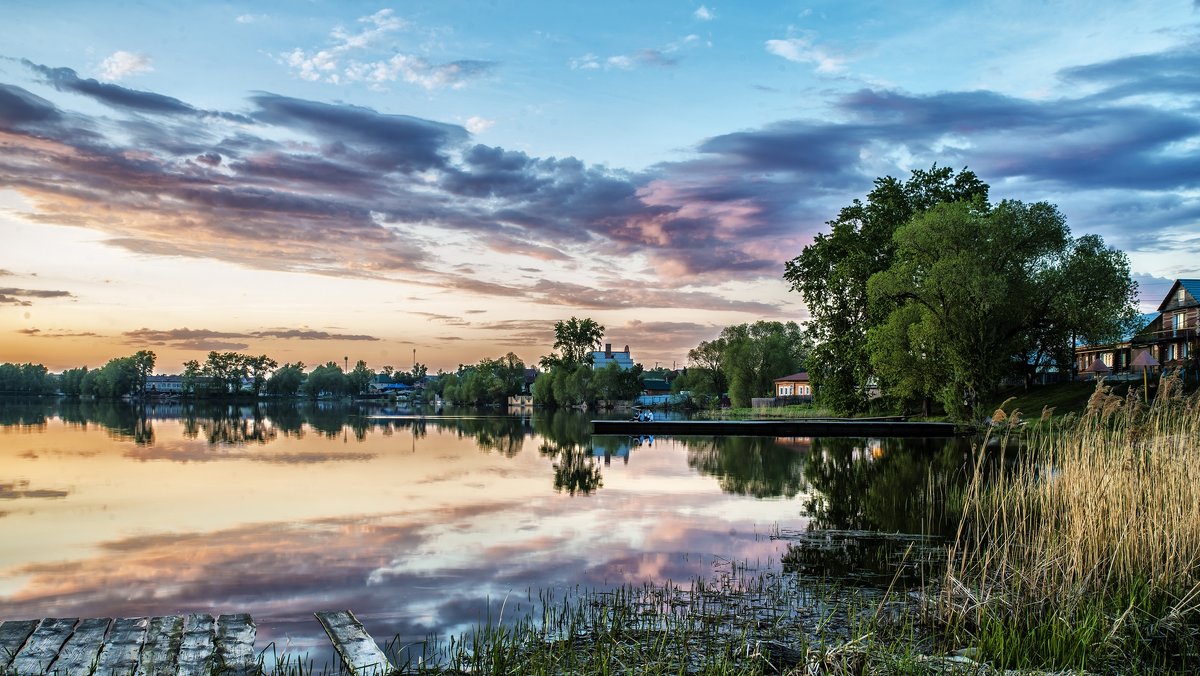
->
[1,0,1199,374]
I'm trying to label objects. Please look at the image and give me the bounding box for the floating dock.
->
[0,610,395,675]
[591,418,960,437]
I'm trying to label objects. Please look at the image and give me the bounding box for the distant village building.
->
[592,344,635,370]
[145,375,184,394]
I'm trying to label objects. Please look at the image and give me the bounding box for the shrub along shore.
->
[261,378,1200,674]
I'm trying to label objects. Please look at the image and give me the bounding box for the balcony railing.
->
[1134,327,1197,344]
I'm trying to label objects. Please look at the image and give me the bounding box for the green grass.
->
[984,379,1114,420]
[697,404,864,420]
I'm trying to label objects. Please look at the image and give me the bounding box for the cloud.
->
[765,37,845,74]
[0,83,62,127]
[235,14,266,24]
[0,288,73,306]
[121,328,251,352]
[343,55,496,90]
[16,328,100,338]
[279,9,494,90]
[22,60,245,120]
[0,480,69,500]
[569,54,600,70]
[411,312,473,327]
[606,49,677,70]
[694,6,714,21]
[528,279,779,313]
[98,51,154,81]
[250,93,467,172]
[254,329,380,341]
[572,36,696,71]
[122,327,380,349]
[124,328,246,344]
[465,116,494,134]
[4,37,1199,325]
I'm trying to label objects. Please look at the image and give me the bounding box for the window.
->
[779,384,793,396]
[1180,287,1187,304]
[1174,313,1184,331]
[1168,344,1177,361]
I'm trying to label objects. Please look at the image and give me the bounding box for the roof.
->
[592,351,635,370]
[641,378,671,391]
[1125,312,1160,342]
[1182,279,1200,302]
[773,371,810,382]
[1157,279,1200,311]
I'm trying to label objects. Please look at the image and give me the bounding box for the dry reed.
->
[942,372,1200,670]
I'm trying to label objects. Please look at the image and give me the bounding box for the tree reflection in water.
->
[682,436,810,498]
[539,438,604,496]
[802,436,973,536]
[2,400,974,522]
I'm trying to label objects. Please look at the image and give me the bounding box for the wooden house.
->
[773,372,812,400]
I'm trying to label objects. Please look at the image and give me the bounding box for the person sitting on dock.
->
[638,410,654,422]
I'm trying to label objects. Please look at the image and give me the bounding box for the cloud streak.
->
[122,327,381,349]
[0,287,73,306]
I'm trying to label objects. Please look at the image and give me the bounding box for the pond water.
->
[0,398,973,666]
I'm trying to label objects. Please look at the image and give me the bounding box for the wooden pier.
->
[0,610,395,675]
[591,418,961,438]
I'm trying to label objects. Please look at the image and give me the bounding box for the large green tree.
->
[346,360,376,395]
[303,362,348,398]
[784,166,989,413]
[679,321,808,407]
[442,353,526,406]
[265,362,306,397]
[541,316,605,368]
[721,321,809,407]
[866,199,1137,419]
[678,337,728,401]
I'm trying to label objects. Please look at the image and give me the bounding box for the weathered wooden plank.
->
[93,617,149,675]
[0,620,38,671]
[9,617,78,675]
[175,614,216,676]
[135,615,183,676]
[46,617,111,675]
[315,611,396,676]
[215,613,257,675]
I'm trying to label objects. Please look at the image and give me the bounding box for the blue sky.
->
[1,1,1198,371]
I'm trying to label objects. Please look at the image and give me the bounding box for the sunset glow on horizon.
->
[3,2,1199,374]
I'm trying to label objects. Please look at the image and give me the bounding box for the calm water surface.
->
[0,399,970,665]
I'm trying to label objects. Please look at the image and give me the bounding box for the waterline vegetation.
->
[940,374,1200,672]
[331,378,1194,674]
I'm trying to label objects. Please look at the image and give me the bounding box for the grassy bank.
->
[696,404,850,420]
[941,375,1200,672]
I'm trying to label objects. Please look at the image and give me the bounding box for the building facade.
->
[592,344,635,370]
[1075,279,1199,377]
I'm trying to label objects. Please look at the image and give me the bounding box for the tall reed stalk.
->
[943,373,1200,670]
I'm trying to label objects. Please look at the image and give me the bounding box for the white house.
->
[592,344,635,370]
